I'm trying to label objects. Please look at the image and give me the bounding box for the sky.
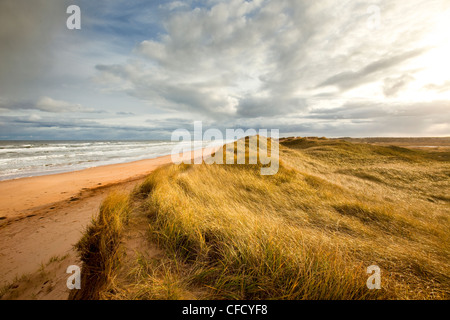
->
[0,0,450,140]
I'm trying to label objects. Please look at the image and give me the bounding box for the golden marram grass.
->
[71,136,450,300]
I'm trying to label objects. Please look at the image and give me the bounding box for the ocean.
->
[0,140,217,181]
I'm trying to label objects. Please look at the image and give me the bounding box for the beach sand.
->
[0,147,216,299]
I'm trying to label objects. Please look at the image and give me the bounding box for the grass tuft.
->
[69,191,129,300]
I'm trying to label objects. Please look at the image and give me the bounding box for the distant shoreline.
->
[0,140,215,182]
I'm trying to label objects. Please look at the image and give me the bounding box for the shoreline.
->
[0,147,216,221]
[0,146,218,291]
[0,154,174,221]
[0,142,200,182]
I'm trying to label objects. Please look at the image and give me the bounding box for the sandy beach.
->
[0,147,216,298]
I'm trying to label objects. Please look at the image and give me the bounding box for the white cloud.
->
[0,96,99,114]
[93,0,450,135]
[160,1,189,11]
[3,0,450,138]
[36,97,98,113]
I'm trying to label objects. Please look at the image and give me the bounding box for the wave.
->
[0,140,207,181]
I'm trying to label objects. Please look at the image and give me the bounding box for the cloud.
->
[36,97,97,113]
[93,1,447,128]
[0,97,100,113]
[383,74,415,97]
[116,111,135,116]
[95,0,312,119]
[235,96,308,118]
[0,0,71,97]
[317,49,427,91]
[2,0,450,139]
[309,100,450,122]
[159,1,189,11]
[424,81,450,93]
[0,113,241,140]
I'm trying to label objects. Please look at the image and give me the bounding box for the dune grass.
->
[73,136,450,300]
[69,191,130,300]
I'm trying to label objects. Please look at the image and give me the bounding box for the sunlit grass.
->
[69,191,129,300]
[73,137,450,300]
